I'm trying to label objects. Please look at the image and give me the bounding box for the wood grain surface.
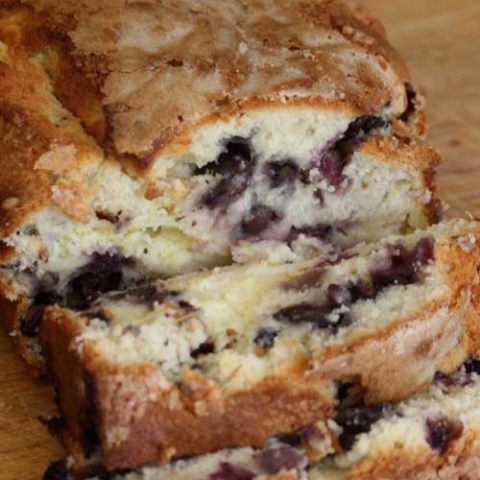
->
[1,1,479,479]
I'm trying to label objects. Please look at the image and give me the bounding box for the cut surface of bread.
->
[47,360,480,480]
[0,1,437,371]
[38,219,480,470]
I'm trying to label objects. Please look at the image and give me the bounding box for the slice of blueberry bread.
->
[38,219,480,471]
[46,360,480,480]
[0,2,439,372]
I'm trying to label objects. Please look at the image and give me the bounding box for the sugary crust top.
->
[0,0,410,162]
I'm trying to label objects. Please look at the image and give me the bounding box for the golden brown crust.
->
[1,0,412,163]
[0,102,54,237]
[0,19,103,234]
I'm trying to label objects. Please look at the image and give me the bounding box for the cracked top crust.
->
[0,0,410,163]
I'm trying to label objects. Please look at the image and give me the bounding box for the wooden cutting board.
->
[0,1,479,479]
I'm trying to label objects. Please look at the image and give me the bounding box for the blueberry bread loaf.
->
[46,360,480,480]
[0,1,440,372]
[39,219,480,471]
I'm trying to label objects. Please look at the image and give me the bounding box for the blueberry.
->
[20,305,46,337]
[95,210,120,224]
[371,238,435,292]
[274,303,328,327]
[197,138,252,177]
[287,224,333,244]
[191,340,215,358]
[327,281,371,307]
[318,150,347,191]
[254,328,278,350]
[434,370,472,390]
[198,138,255,209]
[413,237,435,268]
[336,404,391,451]
[254,446,305,474]
[65,253,128,310]
[274,301,352,332]
[327,284,353,307]
[464,359,480,375]
[426,416,463,454]
[209,463,255,480]
[240,205,279,236]
[20,291,61,337]
[315,116,387,190]
[265,161,299,188]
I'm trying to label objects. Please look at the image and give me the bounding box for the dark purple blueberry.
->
[318,150,347,191]
[434,370,472,390]
[209,463,255,480]
[20,305,46,337]
[265,160,299,188]
[274,302,351,332]
[399,83,418,122]
[371,244,416,291]
[254,328,278,350]
[198,138,255,209]
[43,460,68,480]
[413,237,435,268]
[178,300,196,312]
[287,224,333,244]
[191,340,215,358]
[65,253,129,310]
[274,303,328,328]
[327,284,353,307]
[327,281,371,308]
[67,271,122,310]
[371,238,434,292]
[336,404,391,451]
[95,210,121,224]
[203,175,251,209]
[343,116,387,141]
[426,417,463,454]
[197,138,252,177]
[464,359,480,375]
[254,446,305,474]
[89,252,127,271]
[20,290,61,337]
[240,205,279,236]
[315,116,387,190]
